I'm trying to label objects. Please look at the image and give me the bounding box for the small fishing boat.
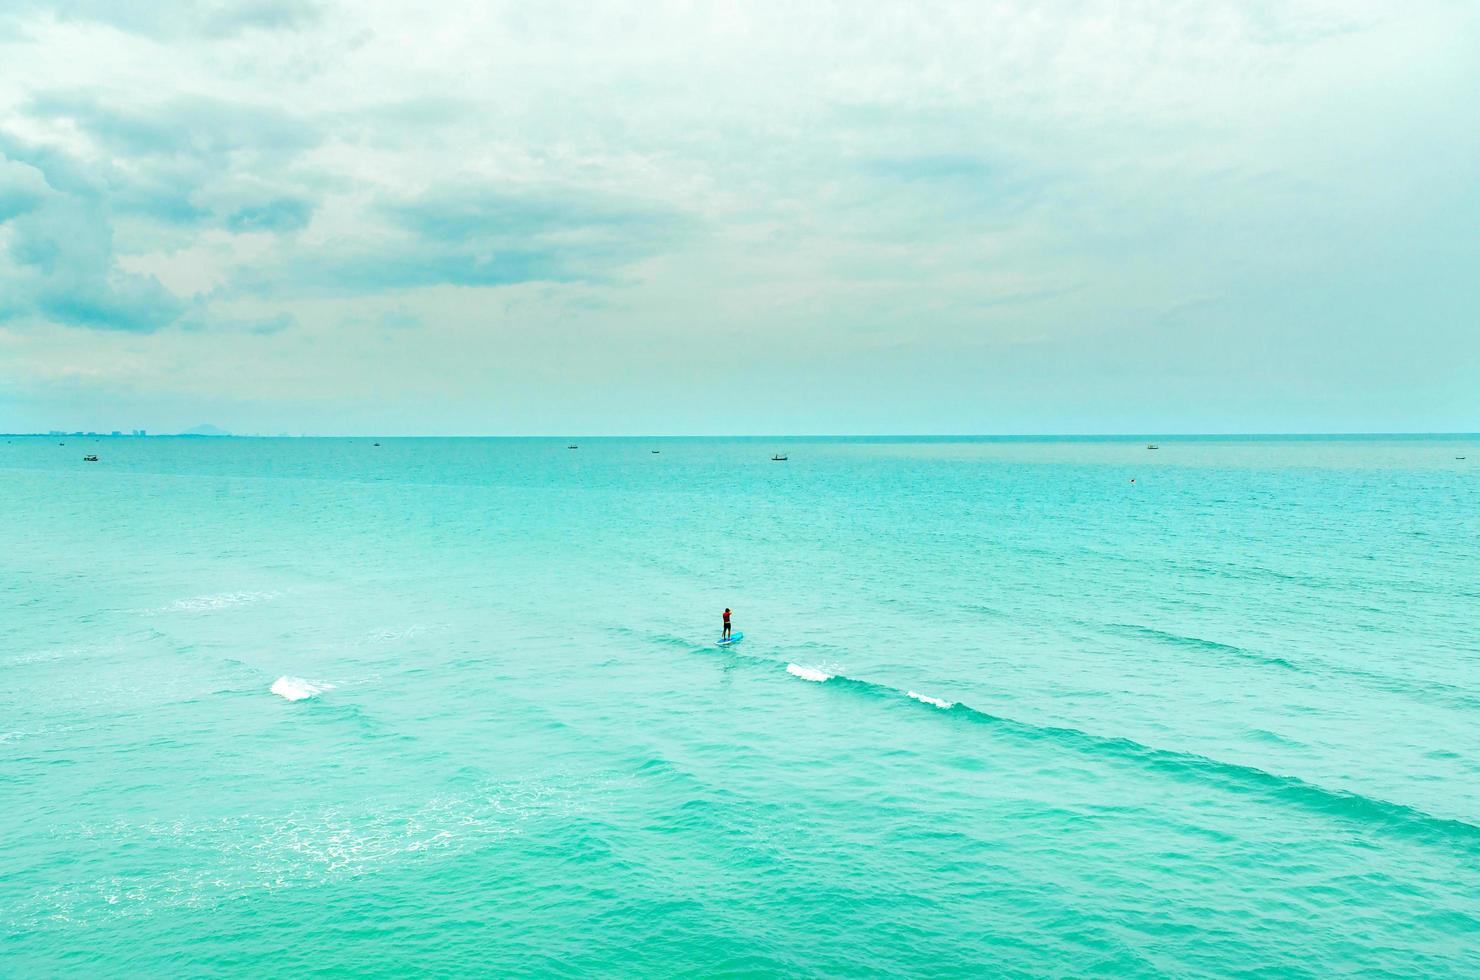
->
[1146,444,1159,450]
[83,455,99,461]
[568,445,578,450]
[772,454,788,461]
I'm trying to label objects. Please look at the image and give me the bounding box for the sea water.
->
[2,435,1477,976]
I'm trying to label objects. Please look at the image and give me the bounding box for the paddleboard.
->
[717,631,743,646]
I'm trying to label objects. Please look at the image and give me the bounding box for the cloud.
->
[225,198,313,233]
[382,189,674,243]
[862,155,999,183]
[375,185,695,278]
[0,165,186,331]
[26,91,319,167]
[224,185,700,296]
[319,248,570,291]
[2,93,321,233]
[33,273,185,331]
[2,80,699,330]
[196,0,321,37]
[0,0,1476,431]
[178,308,297,334]
[0,132,98,201]
[0,91,323,330]
[0,156,49,222]
[4,0,322,39]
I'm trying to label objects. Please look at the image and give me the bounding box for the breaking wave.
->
[755,652,1478,848]
[271,677,332,701]
[160,591,281,613]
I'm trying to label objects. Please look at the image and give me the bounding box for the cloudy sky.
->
[1,0,1476,434]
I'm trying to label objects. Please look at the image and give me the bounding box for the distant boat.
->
[772,454,788,461]
[373,442,380,447]
[651,450,660,454]
[568,445,579,450]
[1146,444,1159,450]
[83,455,99,462]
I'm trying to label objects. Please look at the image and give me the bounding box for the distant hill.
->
[178,424,231,437]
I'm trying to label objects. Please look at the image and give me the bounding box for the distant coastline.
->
[5,424,229,438]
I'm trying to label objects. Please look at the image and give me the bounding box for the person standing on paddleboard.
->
[722,608,732,640]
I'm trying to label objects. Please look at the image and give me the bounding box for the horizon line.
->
[6,431,1478,439]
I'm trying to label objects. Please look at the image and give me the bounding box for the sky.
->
[0,0,1476,435]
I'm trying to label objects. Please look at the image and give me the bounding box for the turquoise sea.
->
[3,435,1478,976]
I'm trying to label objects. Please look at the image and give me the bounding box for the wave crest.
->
[270,676,331,701]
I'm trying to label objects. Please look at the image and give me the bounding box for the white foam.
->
[908,690,954,709]
[271,676,331,701]
[167,591,280,612]
[786,663,831,683]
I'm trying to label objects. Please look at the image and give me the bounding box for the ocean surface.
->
[3,435,1478,976]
